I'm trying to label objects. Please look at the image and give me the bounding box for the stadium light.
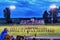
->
[49,4,58,24]
[50,4,57,9]
[9,5,16,10]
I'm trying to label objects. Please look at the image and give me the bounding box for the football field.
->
[0,25,60,36]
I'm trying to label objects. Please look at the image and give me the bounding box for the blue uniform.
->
[0,28,8,40]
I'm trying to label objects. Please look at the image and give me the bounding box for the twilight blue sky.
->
[0,0,60,18]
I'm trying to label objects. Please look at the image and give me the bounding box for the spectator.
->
[10,36,16,40]
[32,38,36,40]
[28,38,32,40]
[4,34,10,40]
[16,36,20,40]
[0,28,8,40]
[19,37,23,40]
[16,36,24,40]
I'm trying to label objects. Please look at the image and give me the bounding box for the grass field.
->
[0,25,60,36]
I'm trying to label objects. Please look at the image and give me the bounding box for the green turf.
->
[0,25,60,36]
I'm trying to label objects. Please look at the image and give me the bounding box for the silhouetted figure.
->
[10,36,15,40]
[43,10,49,24]
[4,7,12,24]
[16,36,24,40]
[32,38,36,40]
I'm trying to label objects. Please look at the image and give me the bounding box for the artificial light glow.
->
[9,5,16,10]
[50,4,57,9]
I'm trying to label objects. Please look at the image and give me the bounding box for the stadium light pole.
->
[50,4,57,24]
